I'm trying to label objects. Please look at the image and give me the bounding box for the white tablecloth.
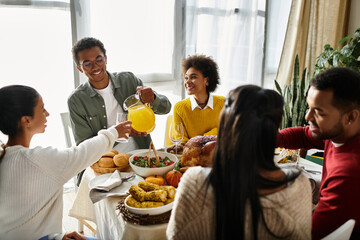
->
[68,167,168,240]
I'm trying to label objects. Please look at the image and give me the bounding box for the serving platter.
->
[124,195,174,215]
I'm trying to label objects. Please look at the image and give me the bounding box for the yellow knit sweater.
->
[173,95,225,142]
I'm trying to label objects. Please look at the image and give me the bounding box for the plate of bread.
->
[91,149,131,174]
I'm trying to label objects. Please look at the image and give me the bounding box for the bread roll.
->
[98,157,116,168]
[113,153,130,167]
[111,149,119,155]
[102,151,116,158]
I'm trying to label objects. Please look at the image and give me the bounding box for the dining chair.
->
[321,219,355,240]
[60,112,97,235]
[60,112,75,148]
[164,115,173,147]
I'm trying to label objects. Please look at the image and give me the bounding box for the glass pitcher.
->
[123,93,155,133]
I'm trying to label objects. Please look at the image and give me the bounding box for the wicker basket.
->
[116,194,171,225]
[90,162,130,174]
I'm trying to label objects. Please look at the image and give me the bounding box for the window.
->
[184,0,267,96]
[0,1,73,148]
[89,0,175,80]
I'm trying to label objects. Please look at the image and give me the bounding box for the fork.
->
[122,172,135,181]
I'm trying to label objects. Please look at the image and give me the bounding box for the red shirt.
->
[277,127,360,240]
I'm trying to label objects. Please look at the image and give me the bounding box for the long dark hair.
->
[0,85,39,137]
[208,85,288,239]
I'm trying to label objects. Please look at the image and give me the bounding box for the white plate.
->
[124,195,174,215]
[89,172,144,195]
[273,149,299,166]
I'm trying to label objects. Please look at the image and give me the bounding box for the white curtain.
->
[184,0,266,96]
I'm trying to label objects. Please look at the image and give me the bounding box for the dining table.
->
[68,152,323,240]
[68,149,169,240]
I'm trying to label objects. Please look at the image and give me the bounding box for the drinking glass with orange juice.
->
[123,94,155,133]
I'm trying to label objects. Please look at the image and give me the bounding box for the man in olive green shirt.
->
[68,37,171,184]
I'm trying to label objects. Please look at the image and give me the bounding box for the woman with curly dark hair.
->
[172,54,225,142]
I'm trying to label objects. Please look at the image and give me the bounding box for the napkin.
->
[89,170,123,203]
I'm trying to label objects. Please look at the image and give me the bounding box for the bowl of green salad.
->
[129,150,177,177]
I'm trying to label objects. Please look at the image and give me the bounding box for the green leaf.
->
[338,36,351,45]
[333,53,340,67]
[292,55,299,110]
[274,79,282,96]
[352,44,360,59]
[323,44,332,50]
[340,45,353,57]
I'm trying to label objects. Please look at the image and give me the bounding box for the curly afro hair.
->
[182,54,220,93]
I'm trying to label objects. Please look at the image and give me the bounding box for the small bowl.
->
[124,195,174,215]
[129,150,177,177]
[165,145,183,161]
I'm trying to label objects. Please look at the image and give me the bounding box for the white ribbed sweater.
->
[0,127,118,240]
[166,167,312,240]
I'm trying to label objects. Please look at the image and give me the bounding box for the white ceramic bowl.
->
[129,150,177,177]
[124,195,174,215]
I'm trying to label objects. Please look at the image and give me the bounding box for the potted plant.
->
[274,55,310,158]
[274,55,310,130]
[314,28,360,75]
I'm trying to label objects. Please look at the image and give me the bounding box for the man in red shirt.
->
[277,67,360,240]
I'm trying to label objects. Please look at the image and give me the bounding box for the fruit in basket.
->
[113,153,130,167]
[145,175,166,186]
[98,157,116,168]
[181,135,217,167]
[166,170,182,188]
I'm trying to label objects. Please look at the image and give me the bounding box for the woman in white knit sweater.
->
[167,85,312,240]
[0,85,144,240]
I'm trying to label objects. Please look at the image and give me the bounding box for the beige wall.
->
[348,0,360,34]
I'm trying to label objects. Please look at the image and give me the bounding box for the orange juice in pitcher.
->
[123,94,155,133]
[128,105,155,133]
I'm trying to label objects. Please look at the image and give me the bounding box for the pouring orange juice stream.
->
[123,91,155,133]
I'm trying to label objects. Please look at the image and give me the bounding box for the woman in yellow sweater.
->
[173,55,225,142]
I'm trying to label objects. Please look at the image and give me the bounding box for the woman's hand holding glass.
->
[114,117,132,143]
[115,112,148,143]
[115,113,131,143]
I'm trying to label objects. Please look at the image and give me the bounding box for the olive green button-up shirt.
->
[67,71,171,149]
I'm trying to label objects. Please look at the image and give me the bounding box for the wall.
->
[348,0,360,34]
